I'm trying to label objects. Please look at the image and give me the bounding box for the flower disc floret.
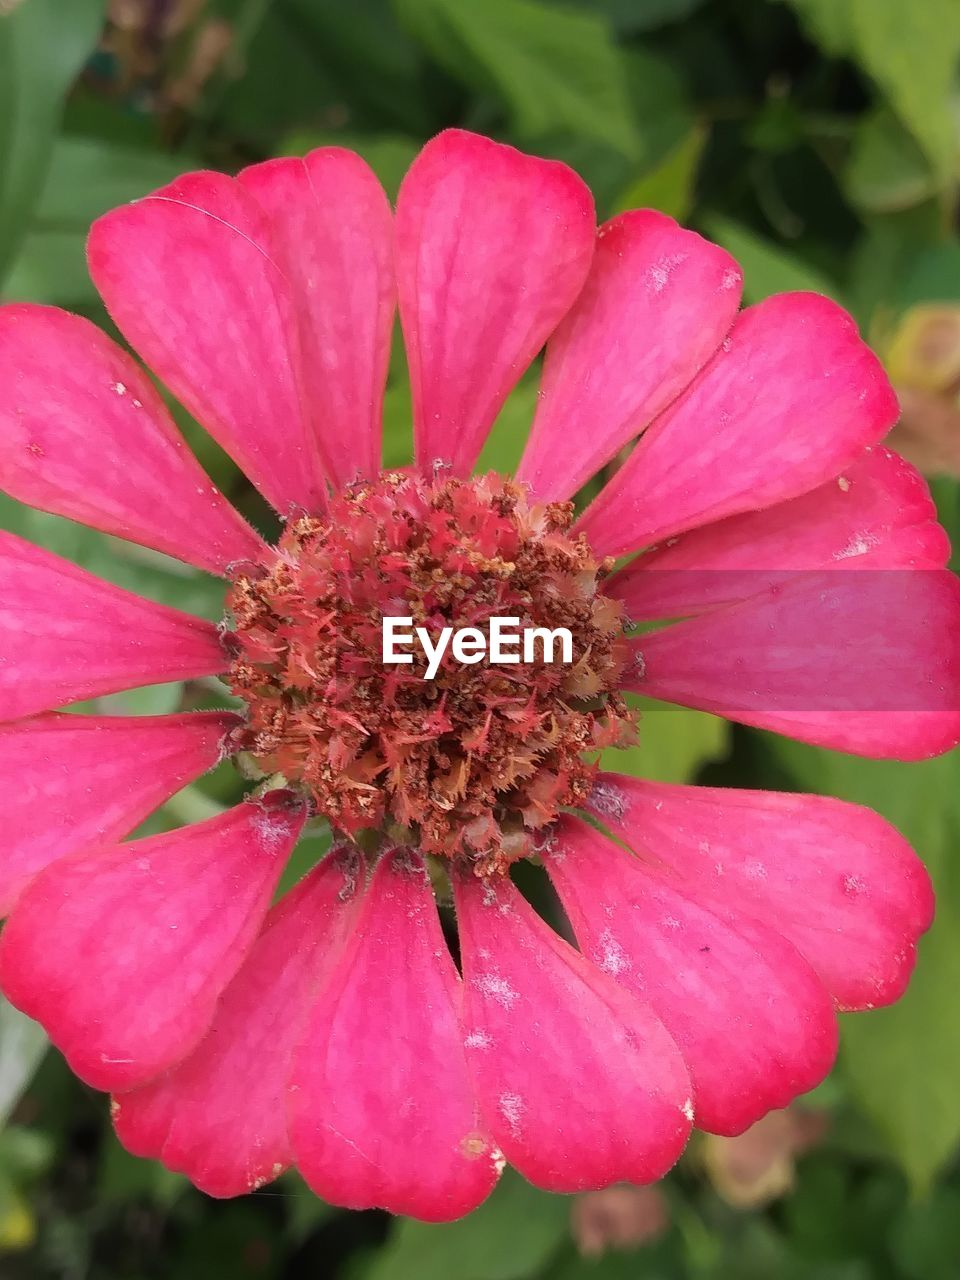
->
[225,469,636,868]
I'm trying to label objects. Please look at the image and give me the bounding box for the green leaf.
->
[283,0,430,135]
[394,0,640,157]
[891,1186,960,1280]
[702,216,838,302]
[781,0,960,186]
[844,108,940,213]
[614,125,707,222]
[382,377,414,471]
[604,698,729,785]
[0,0,105,284]
[3,136,193,305]
[98,1134,186,1208]
[2,228,92,305]
[476,377,540,477]
[779,0,854,56]
[768,738,960,1192]
[0,998,47,1130]
[847,0,960,185]
[895,244,960,309]
[579,0,707,32]
[367,1169,568,1280]
[31,135,190,228]
[548,1235,679,1279]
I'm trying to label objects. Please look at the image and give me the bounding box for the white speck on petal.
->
[589,779,626,821]
[834,531,877,560]
[499,1092,525,1136]
[473,973,519,1009]
[595,929,630,976]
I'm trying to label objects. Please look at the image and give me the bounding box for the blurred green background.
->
[1,0,960,1276]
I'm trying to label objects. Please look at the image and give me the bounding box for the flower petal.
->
[87,171,327,515]
[0,305,266,575]
[396,130,595,476]
[626,568,960,759]
[453,868,691,1193]
[0,794,304,1091]
[612,446,949,621]
[545,815,837,1135]
[585,774,935,1011]
[515,211,741,500]
[0,531,226,721]
[290,850,498,1221]
[113,847,363,1197]
[0,710,236,916]
[577,293,900,556]
[238,150,394,487]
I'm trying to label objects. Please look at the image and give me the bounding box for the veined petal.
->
[0,305,266,575]
[238,150,394,487]
[113,848,364,1197]
[0,795,305,1091]
[611,447,950,621]
[546,815,837,1135]
[577,293,899,556]
[0,531,226,721]
[290,850,498,1221]
[585,774,935,1011]
[88,171,327,515]
[626,568,960,759]
[396,130,595,476]
[516,211,741,501]
[0,710,236,916]
[454,868,691,1193]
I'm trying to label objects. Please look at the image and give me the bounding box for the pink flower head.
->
[0,129,957,1220]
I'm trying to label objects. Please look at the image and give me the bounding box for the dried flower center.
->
[224,470,636,872]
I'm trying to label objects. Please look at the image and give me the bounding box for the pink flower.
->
[0,129,957,1220]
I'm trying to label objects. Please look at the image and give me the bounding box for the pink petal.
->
[0,710,236,916]
[113,847,364,1197]
[545,815,837,1135]
[577,293,900,556]
[0,305,266,575]
[238,150,394,487]
[585,774,934,1011]
[453,868,691,1193]
[0,794,304,1092]
[290,850,498,1221]
[0,531,226,720]
[87,171,327,515]
[612,446,949,621]
[627,568,960,759]
[515,211,741,501]
[396,130,595,476]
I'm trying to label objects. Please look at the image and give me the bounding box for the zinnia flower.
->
[0,129,957,1221]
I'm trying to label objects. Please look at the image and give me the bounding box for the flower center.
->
[224,470,636,872]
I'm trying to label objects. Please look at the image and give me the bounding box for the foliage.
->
[0,0,958,1275]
